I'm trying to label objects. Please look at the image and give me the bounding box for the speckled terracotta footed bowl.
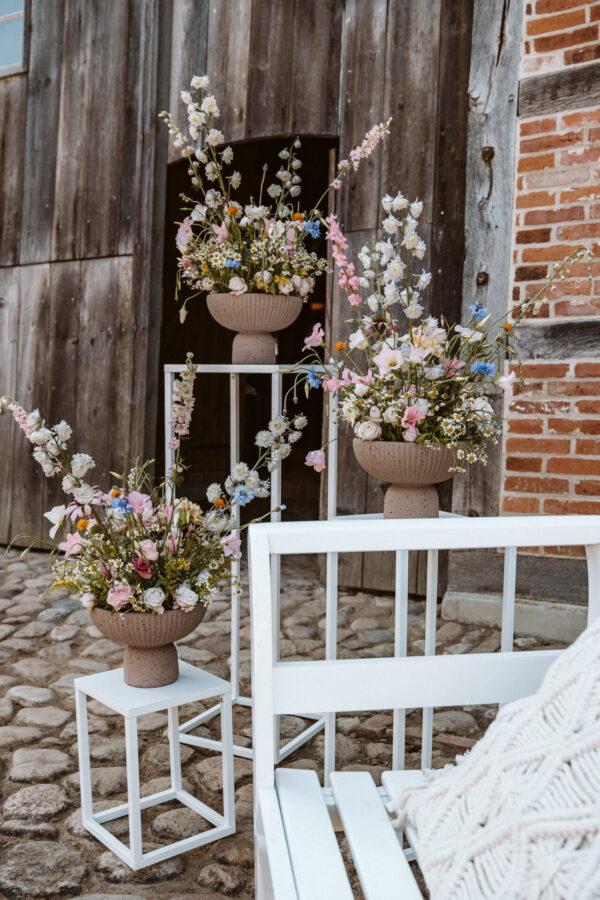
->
[353,440,456,518]
[207,292,303,364]
[90,605,206,688]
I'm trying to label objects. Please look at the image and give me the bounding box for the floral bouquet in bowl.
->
[296,193,595,518]
[1,355,307,686]
[160,74,390,363]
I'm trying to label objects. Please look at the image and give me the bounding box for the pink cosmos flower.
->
[107,583,134,612]
[212,221,228,243]
[443,358,466,376]
[133,557,154,580]
[221,531,242,559]
[127,491,152,515]
[138,539,158,561]
[304,323,324,349]
[176,217,193,250]
[58,532,83,558]
[373,346,405,374]
[305,449,326,472]
[401,406,425,431]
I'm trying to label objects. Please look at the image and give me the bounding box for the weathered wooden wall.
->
[0,0,171,544]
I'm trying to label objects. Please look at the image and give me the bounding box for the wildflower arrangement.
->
[1,355,306,614]
[297,192,595,473]
[160,74,390,321]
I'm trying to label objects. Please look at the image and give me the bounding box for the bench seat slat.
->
[330,771,422,900]
[275,769,353,900]
[382,770,426,875]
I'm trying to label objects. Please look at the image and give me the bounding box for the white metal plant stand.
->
[164,363,338,762]
[74,662,235,870]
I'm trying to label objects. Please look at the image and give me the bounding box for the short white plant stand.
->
[74,662,235,870]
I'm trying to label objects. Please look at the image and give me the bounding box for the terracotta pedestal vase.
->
[353,440,456,519]
[207,292,303,365]
[90,605,206,688]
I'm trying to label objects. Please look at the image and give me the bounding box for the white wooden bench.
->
[249,515,600,899]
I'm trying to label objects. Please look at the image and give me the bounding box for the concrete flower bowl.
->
[353,439,456,518]
[90,605,206,688]
[207,292,303,364]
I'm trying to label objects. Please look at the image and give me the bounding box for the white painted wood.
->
[164,371,174,480]
[73,662,230,718]
[501,547,517,652]
[422,549,438,770]
[251,526,277,790]
[324,548,338,785]
[230,372,241,701]
[95,789,176,823]
[276,769,353,899]
[168,705,182,791]
[271,372,282,760]
[330,771,422,899]
[271,651,560,716]
[221,693,235,828]
[381,770,427,871]
[255,787,298,899]
[262,516,600,556]
[586,543,600,625]
[393,549,409,770]
[124,715,143,868]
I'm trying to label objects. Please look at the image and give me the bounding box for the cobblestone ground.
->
[0,550,566,899]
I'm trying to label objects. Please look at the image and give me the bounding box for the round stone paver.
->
[0,840,86,898]
[9,748,71,782]
[3,783,70,821]
[15,706,72,728]
[97,848,185,883]
[0,726,42,749]
[152,807,211,840]
[6,685,56,707]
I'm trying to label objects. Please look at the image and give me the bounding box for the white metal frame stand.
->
[74,662,235,870]
[164,363,336,761]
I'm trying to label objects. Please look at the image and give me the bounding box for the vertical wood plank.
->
[167,0,209,164]
[19,0,65,264]
[113,256,138,469]
[246,0,292,137]
[81,0,130,258]
[0,268,21,543]
[0,75,27,266]
[338,0,388,232]
[288,0,343,137]
[10,264,51,541]
[51,0,96,261]
[43,260,81,515]
[452,0,523,519]
[206,0,252,142]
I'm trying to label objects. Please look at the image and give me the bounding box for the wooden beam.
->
[519,61,600,118]
[512,319,600,360]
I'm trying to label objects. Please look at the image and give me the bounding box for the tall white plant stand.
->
[164,363,338,762]
[74,662,235,870]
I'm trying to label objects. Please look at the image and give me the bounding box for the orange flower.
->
[110,489,122,498]
[292,212,304,222]
[227,205,238,216]
[334,341,347,352]
[212,498,225,509]
[77,519,90,531]
[501,322,513,332]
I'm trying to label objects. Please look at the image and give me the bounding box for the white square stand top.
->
[73,661,230,717]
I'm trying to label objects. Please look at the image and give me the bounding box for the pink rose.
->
[107,583,134,611]
[133,557,154,580]
[138,539,158,561]
[305,449,326,473]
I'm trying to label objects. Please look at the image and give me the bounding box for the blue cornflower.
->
[307,371,322,389]
[304,220,321,239]
[472,361,495,376]
[469,302,490,320]
[111,497,132,512]
[224,259,240,269]
[232,486,255,506]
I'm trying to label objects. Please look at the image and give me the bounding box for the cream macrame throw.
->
[388,617,600,899]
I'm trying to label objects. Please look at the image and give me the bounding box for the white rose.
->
[143,587,166,614]
[228,276,247,295]
[71,453,95,479]
[79,592,95,610]
[354,383,370,398]
[173,583,199,612]
[383,407,400,425]
[369,406,382,421]
[354,421,382,441]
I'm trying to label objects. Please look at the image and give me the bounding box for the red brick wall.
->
[501,2,600,552]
